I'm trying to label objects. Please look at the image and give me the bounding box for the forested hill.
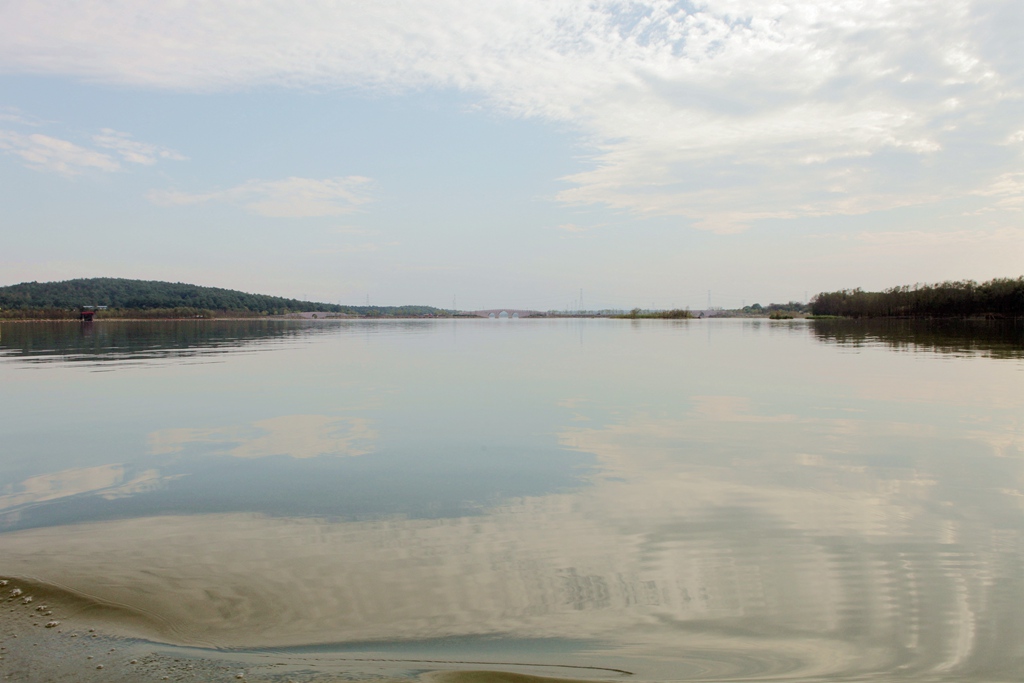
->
[0,278,443,317]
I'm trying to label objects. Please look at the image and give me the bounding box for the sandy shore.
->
[0,576,610,683]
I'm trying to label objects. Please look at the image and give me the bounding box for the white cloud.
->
[970,172,1024,212]
[148,176,376,217]
[554,223,587,233]
[1,1,1021,228]
[973,172,1024,198]
[92,128,186,165]
[0,105,43,126]
[0,130,119,175]
[0,122,185,175]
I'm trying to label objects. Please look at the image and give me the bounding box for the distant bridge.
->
[470,309,543,318]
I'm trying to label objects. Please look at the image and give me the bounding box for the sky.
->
[0,0,1021,311]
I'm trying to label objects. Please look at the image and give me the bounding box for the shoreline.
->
[2,315,1019,323]
[0,576,609,683]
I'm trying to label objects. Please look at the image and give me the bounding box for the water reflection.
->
[0,319,320,365]
[149,414,377,459]
[0,319,439,366]
[0,319,1022,681]
[0,441,587,532]
[0,464,168,510]
[811,318,1024,358]
[3,398,1022,679]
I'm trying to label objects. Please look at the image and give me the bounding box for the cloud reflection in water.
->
[2,398,1022,679]
[149,414,377,459]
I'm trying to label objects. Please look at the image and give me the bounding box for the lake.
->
[1,318,1023,682]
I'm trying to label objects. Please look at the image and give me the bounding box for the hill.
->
[0,278,444,318]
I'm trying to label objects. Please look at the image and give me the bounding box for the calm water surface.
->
[1,318,1023,681]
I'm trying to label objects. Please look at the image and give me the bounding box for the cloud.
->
[973,172,1024,199]
[92,128,186,165]
[0,130,119,175]
[0,123,185,175]
[554,223,587,233]
[971,172,1024,212]
[1,1,1021,228]
[0,105,43,126]
[148,176,375,218]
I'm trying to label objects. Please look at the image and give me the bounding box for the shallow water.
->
[1,318,1023,681]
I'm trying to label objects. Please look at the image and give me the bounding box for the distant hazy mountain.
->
[0,278,442,316]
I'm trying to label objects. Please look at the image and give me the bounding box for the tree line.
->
[0,278,443,317]
[810,277,1024,318]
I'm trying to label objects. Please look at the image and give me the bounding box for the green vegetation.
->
[0,278,445,318]
[620,308,693,319]
[737,301,809,317]
[810,277,1024,319]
